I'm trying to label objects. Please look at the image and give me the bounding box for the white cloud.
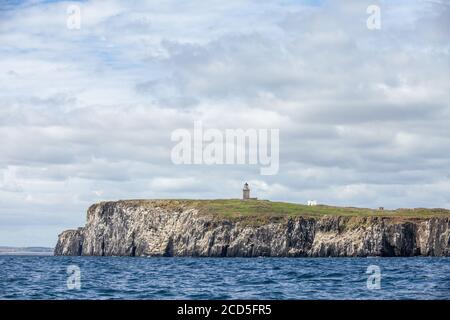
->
[0,0,449,246]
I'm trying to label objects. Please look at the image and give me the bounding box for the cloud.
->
[0,0,449,246]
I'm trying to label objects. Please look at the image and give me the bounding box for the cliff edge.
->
[55,199,450,257]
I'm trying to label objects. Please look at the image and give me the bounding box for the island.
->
[54,199,450,257]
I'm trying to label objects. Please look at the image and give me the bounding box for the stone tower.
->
[243,182,250,200]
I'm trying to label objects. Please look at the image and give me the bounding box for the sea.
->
[0,256,449,300]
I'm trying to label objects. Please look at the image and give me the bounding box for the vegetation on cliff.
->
[100,199,450,223]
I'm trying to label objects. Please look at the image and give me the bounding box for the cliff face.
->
[54,201,450,257]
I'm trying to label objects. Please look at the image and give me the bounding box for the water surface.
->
[1,256,449,299]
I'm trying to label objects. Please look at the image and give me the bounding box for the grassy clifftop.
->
[192,199,450,219]
[110,199,450,221]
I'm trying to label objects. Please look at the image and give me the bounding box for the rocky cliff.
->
[55,200,450,257]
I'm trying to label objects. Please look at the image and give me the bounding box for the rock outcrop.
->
[54,200,450,257]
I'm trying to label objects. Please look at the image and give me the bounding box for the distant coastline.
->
[0,246,54,256]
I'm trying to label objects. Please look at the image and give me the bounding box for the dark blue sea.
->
[0,256,449,300]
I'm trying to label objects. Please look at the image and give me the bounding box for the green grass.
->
[114,199,450,221]
[190,199,450,218]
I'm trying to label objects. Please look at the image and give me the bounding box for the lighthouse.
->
[242,183,250,200]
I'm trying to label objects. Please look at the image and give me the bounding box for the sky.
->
[0,0,449,247]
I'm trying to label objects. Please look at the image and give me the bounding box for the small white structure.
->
[307,200,318,206]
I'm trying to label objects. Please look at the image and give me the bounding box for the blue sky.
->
[0,0,449,246]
